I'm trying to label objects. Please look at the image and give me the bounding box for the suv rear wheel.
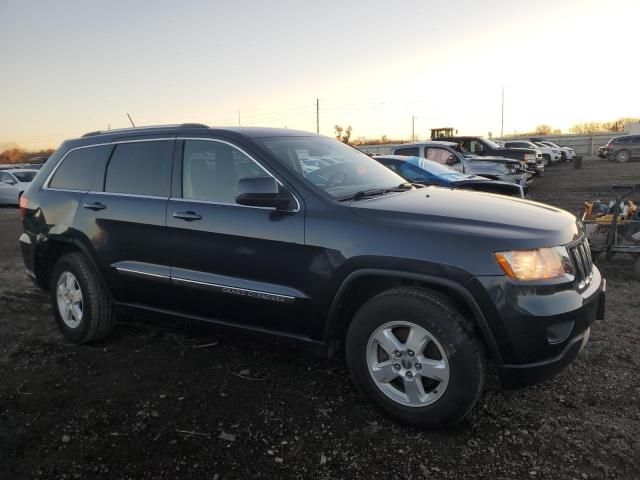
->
[50,252,115,343]
[615,149,630,162]
[345,287,486,428]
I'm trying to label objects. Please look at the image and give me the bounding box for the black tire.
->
[542,154,551,167]
[345,287,486,429]
[615,149,630,163]
[49,252,115,343]
[561,152,567,162]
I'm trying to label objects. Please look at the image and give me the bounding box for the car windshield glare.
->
[258,136,407,199]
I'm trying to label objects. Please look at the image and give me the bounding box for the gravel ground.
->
[0,158,639,479]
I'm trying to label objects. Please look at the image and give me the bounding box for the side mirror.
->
[445,155,458,165]
[4,178,16,185]
[235,176,292,210]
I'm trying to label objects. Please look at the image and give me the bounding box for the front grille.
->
[568,237,593,288]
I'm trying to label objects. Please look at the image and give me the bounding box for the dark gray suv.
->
[19,124,606,428]
[598,135,640,162]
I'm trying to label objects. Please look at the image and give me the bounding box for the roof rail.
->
[81,123,209,138]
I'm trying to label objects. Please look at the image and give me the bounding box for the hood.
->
[349,186,580,249]
[471,155,521,164]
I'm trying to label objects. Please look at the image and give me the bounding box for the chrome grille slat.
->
[568,237,593,288]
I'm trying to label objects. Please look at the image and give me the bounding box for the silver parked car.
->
[0,169,38,205]
[391,141,530,188]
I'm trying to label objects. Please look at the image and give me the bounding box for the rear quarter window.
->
[49,145,112,191]
[394,147,420,156]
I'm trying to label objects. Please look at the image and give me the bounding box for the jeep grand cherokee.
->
[19,124,605,428]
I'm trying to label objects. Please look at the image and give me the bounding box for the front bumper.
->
[469,266,605,388]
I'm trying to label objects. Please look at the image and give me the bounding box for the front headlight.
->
[494,247,571,281]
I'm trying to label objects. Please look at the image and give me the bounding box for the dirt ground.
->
[1,157,639,479]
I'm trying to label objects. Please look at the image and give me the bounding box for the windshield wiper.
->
[339,183,413,202]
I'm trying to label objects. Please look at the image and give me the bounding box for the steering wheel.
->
[308,164,350,188]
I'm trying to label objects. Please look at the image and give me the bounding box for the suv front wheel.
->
[50,252,115,343]
[346,287,486,428]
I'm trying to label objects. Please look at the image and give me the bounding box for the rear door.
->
[167,138,313,335]
[631,136,640,158]
[74,138,174,309]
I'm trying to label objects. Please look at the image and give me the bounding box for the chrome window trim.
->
[178,137,301,213]
[43,138,175,192]
[169,197,277,211]
[91,191,168,200]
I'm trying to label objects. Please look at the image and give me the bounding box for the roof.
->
[80,124,316,140]
[394,141,458,148]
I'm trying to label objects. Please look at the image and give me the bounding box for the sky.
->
[1,0,639,149]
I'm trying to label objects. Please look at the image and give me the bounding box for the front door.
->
[167,138,313,335]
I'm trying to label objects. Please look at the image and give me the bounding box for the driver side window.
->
[425,148,455,165]
[182,140,266,204]
[469,141,485,154]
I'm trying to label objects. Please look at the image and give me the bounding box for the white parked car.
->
[0,169,38,204]
[503,140,560,166]
[532,139,576,162]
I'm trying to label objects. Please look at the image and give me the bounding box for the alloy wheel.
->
[56,271,84,329]
[616,150,630,162]
[366,321,450,407]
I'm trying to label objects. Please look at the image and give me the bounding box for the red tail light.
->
[19,194,28,218]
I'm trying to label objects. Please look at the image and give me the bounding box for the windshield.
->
[12,171,36,182]
[483,139,501,149]
[258,136,407,199]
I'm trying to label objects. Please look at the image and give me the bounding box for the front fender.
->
[322,267,503,363]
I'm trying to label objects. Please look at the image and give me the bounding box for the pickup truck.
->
[390,141,529,188]
[438,136,544,176]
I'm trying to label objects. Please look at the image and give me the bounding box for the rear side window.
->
[105,141,171,197]
[49,145,112,191]
[394,147,419,156]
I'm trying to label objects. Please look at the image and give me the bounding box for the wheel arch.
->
[323,269,503,363]
[36,236,107,292]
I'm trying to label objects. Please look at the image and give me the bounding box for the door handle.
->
[173,211,202,221]
[82,202,106,211]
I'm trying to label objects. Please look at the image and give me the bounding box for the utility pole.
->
[316,98,319,134]
[500,86,504,139]
[410,115,419,141]
[238,110,241,126]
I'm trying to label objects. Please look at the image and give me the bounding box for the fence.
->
[498,133,619,157]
